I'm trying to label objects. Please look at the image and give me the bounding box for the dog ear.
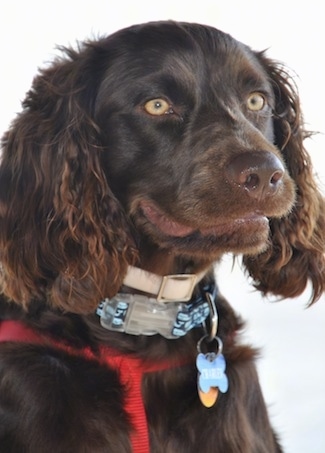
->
[0,44,137,313]
[243,54,325,303]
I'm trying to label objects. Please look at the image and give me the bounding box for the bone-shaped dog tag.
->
[196,352,228,408]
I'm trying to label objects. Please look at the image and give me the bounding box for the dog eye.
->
[144,98,173,116]
[246,92,266,111]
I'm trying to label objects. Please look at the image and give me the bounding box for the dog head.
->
[1,21,324,313]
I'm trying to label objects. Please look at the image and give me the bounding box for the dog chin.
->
[187,217,271,256]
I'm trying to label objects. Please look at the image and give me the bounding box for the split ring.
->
[197,334,224,355]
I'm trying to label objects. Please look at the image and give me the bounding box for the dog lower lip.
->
[198,215,269,237]
[140,201,268,238]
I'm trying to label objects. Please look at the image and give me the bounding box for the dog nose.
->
[226,151,285,199]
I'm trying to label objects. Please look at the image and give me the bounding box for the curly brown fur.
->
[243,58,325,301]
[0,21,324,452]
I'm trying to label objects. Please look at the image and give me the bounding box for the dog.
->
[0,21,324,452]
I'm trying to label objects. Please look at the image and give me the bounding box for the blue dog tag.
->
[196,352,228,407]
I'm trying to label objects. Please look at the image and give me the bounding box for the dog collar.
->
[123,265,206,302]
[96,275,217,339]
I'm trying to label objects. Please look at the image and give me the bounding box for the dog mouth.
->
[139,201,269,239]
[140,202,195,237]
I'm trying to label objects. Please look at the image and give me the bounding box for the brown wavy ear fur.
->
[0,44,136,313]
[243,54,325,303]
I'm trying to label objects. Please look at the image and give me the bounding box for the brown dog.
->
[0,21,324,452]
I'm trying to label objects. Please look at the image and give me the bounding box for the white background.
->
[1,1,324,452]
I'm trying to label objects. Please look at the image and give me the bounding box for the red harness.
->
[0,320,191,453]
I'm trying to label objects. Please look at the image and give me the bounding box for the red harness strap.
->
[0,320,190,453]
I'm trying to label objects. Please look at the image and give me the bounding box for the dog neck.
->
[96,265,218,340]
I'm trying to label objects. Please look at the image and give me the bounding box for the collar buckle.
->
[157,274,198,302]
[96,290,211,339]
[123,266,205,302]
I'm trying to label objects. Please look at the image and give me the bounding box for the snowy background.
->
[1,1,324,451]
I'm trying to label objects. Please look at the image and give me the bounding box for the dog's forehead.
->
[108,22,246,67]
[96,21,272,112]
[104,22,267,85]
